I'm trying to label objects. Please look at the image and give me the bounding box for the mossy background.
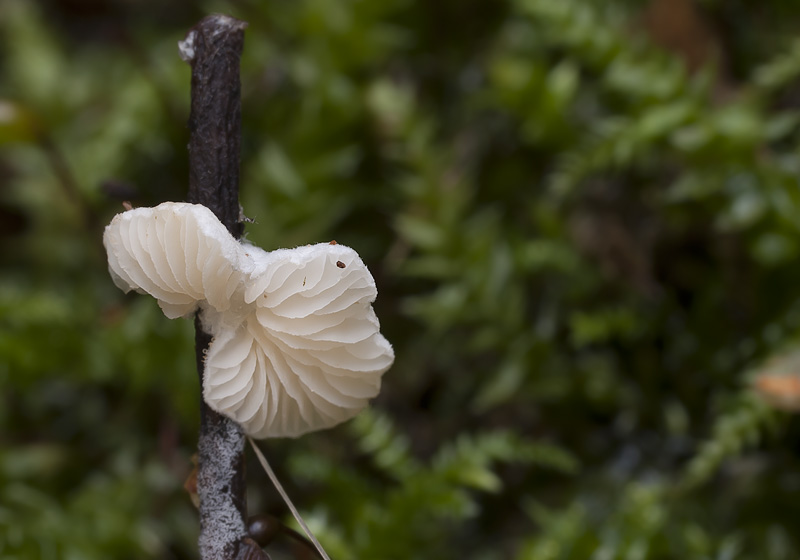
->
[2,0,800,558]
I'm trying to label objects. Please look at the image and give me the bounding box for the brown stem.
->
[182,14,268,560]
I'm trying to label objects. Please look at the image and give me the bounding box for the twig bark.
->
[181,14,268,560]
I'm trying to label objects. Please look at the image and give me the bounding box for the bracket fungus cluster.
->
[103,202,394,438]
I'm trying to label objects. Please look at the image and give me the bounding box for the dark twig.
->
[184,14,246,239]
[181,14,268,560]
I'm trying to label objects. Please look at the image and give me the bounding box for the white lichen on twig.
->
[178,30,196,62]
[198,419,247,558]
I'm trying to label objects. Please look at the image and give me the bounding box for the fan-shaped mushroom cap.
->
[103,202,394,438]
[204,244,393,438]
[103,202,251,319]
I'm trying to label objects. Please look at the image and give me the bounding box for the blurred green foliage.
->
[2,0,800,558]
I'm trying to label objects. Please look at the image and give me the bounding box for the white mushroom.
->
[104,201,394,438]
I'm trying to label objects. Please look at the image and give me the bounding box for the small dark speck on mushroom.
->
[303,276,306,286]
[336,261,346,268]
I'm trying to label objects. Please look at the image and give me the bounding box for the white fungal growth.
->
[104,202,394,438]
[178,30,196,62]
